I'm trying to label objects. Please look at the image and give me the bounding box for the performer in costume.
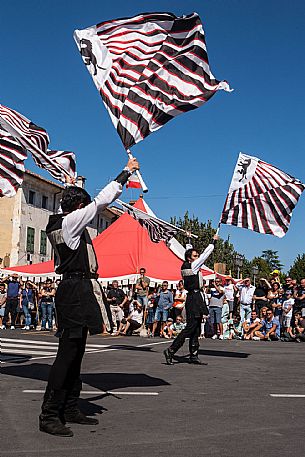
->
[164,235,218,365]
[39,157,139,437]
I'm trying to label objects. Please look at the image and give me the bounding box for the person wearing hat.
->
[270,270,281,286]
[1,273,23,329]
[39,157,139,437]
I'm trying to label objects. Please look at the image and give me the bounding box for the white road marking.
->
[2,349,56,356]
[23,389,159,396]
[270,394,305,398]
[0,337,108,348]
[1,338,170,363]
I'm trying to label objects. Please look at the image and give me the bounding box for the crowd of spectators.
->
[0,268,304,343]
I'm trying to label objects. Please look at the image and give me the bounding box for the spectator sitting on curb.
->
[254,309,280,341]
[227,314,242,340]
[117,301,143,336]
[294,312,305,342]
[162,318,174,338]
[242,310,261,340]
[171,315,186,337]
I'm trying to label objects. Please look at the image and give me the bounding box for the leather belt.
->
[62,272,98,280]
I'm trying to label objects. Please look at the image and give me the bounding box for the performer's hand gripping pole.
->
[126,148,148,193]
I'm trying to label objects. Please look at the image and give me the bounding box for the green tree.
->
[171,212,236,272]
[288,254,305,282]
[261,250,283,271]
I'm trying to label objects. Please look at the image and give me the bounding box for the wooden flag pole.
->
[126,149,148,193]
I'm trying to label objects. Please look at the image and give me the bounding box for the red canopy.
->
[2,198,215,283]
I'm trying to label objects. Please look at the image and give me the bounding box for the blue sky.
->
[1,0,304,270]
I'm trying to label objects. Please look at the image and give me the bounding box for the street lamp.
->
[234,253,244,279]
[252,265,259,286]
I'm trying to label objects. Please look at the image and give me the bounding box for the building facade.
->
[0,170,119,268]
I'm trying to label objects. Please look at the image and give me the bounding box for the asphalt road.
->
[1,330,305,457]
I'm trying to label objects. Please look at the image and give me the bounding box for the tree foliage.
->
[261,250,283,271]
[288,254,305,282]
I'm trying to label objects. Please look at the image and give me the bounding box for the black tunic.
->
[181,261,208,318]
[46,214,112,336]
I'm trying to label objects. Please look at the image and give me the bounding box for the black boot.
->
[39,388,73,437]
[64,380,99,425]
[163,348,174,365]
[189,341,206,365]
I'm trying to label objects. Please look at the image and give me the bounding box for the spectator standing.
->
[40,279,56,331]
[107,280,127,333]
[294,279,305,318]
[2,273,23,329]
[282,290,294,336]
[20,281,38,330]
[283,277,294,298]
[152,281,173,337]
[268,282,283,321]
[224,276,235,319]
[209,278,226,340]
[135,268,150,309]
[253,278,271,314]
[236,278,255,323]
[173,280,187,321]
[0,283,7,328]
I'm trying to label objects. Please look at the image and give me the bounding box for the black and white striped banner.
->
[221,153,305,237]
[74,12,232,149]
[0,125,27,197]
[0,104,76,183]
[118,199,177,243]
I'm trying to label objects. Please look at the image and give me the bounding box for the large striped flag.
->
[220,153,305,237]
[0,104,76,183]
[74,12,232,150]
[0,125,27,197]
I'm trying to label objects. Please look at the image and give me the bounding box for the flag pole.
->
[126,149,148,193]
[0,114,72,180]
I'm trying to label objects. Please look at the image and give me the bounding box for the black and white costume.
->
[167,243,215,361]
[39,169,131,436]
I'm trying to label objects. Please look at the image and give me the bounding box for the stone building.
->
[0,170,119,268]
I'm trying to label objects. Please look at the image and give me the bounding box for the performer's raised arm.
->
[62,158,139,249]
[190,235,218,274]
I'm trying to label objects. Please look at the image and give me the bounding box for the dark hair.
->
[184,249,198,261]
[0,282,5,287]
[140,267,146,273]
[60,186,91,213]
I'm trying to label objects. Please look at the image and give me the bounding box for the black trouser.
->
[47,327,88,392]
[3,298,18,327]
[170,312,202,355]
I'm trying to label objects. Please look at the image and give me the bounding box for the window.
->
[42,195,48,210]
[29,190,36,205]
[40,230,47,255]
[26,227,35,254]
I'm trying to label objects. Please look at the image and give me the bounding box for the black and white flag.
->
[0,104,76,183]
[117,199,178,243]
[221,153,305,237]
[74,12,232,149]
[0,124,27,197]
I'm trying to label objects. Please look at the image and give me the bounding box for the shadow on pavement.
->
[1,363,170,390]
[199,349,250,358]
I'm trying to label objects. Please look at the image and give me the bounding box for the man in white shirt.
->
[236,278,255,322]
[224,276,235,319]
[39,157,139,437]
